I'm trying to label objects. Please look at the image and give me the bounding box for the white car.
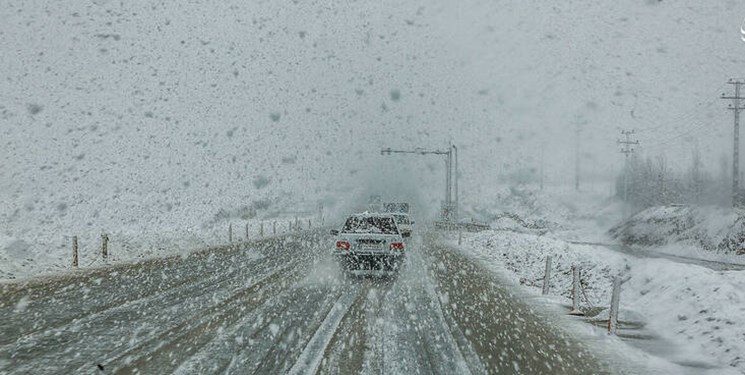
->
[330,213,406,271]
[391,213,414,238]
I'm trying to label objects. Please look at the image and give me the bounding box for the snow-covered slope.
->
[609,205,745,257]
[460,230,745,374]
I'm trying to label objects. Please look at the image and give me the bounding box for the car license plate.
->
[361,244,381,250]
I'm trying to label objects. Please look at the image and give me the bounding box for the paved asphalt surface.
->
[0,230,618,375]
[569,241,745,271]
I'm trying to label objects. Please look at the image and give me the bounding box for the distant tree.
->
[616,149,728,209]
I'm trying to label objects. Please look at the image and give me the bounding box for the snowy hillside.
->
[609,205,745,257]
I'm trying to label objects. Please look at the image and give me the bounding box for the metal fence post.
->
[101,234,109,259]
[542,256,552,295]
[228,223,233,243]
[569,265,584,316]
[273,221,276,235]
[245,223,249,240]
[72,236,79,267]
[260,222,264,238]
[608,276,621,334]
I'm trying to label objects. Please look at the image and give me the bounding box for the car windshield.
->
[342,216,398,234]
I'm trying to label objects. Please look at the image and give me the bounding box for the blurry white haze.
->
[2,1,745,274]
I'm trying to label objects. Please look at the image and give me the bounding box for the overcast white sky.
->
[2,0,745,222]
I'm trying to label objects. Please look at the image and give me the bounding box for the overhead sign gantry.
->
[380,144,458,222]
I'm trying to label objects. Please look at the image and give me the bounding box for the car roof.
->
[348,212,395,218]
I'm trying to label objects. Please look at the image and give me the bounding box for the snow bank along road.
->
[0,230,616,374]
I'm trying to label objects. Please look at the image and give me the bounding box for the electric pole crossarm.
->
[617,130,639,156]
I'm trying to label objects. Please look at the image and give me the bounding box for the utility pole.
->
[453,144,458,220]
[575,124,581,191]
[540,143,545,190]
[618,130,639,220]
[721,79,745,207]
[446,145,452,213]
[381,145,458,221]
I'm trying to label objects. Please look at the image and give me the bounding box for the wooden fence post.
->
[228,223,233,243]
[608,276,622,335]
[101,234,109,259]
[569,265,584,316]
[542,256,552,295]
[72,236,79,267]
[273,221,276,235]
[245,223,249,241]
[260,222,264,237]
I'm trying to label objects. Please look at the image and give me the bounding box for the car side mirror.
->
[329,229,339,236]
[410,221,415,225]
[402,231,411,238]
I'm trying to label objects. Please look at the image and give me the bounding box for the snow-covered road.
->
[0,231,615,374]
[598,243,745,272]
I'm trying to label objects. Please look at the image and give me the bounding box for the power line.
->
[642,121,715,151]
[638,82,727,135]
[633,84,736,170]
[632,83,729,160]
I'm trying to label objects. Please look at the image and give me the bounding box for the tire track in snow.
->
[101,258,308,375]
[379,241,475,375]
[287,285,361,375]
[316,278,370,375]
[3,252,292,375]
[171,279,327,375]
[0,238,286,346]
[171,258,354,375]
[2,251,272,359]
[1,233,324,375]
